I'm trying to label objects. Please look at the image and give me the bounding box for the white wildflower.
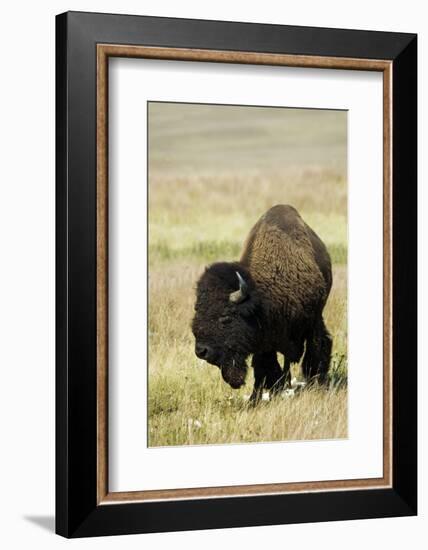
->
[187,418,202,429]
[291,377,306,389]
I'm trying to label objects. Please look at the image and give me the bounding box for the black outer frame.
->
[56,11,417,538]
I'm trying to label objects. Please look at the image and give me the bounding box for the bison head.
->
[191,262,262,389]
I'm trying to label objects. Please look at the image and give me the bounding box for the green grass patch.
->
[150,240,242,263]
[150,239,347,265]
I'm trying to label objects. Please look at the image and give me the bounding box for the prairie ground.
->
[148,102,348,447]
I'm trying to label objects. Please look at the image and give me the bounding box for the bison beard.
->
[221,358,248,389]
[192,204,333,402]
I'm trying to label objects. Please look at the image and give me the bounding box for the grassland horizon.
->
[148,102,348,447]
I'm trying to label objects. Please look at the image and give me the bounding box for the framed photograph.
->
[56,11,417,538]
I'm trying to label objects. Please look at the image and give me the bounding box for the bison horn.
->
[229,271,249,303]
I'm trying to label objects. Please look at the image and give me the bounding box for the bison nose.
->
[195,343,211,360]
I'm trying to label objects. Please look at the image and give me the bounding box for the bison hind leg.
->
[302,317,332,385]
[284,337,305,386]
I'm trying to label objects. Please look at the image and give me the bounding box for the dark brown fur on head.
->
[192,262,262,388]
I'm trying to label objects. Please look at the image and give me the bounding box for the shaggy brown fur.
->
[192,204,332,401]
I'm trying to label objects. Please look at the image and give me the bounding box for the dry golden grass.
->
[148,103,348,447]
[149,385,347,447]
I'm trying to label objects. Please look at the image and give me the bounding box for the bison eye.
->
[219,315,232,326]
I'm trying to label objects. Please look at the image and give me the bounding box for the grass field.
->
[148,102,348,447]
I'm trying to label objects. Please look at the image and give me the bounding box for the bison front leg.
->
[249,352,283,404]
[302,317,332,385]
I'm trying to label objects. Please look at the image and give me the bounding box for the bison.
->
[191,204,333,402]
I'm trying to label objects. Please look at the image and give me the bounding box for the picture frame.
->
[56,11,417,538]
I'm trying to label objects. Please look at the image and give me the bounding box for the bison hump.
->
[240,205,331,315]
